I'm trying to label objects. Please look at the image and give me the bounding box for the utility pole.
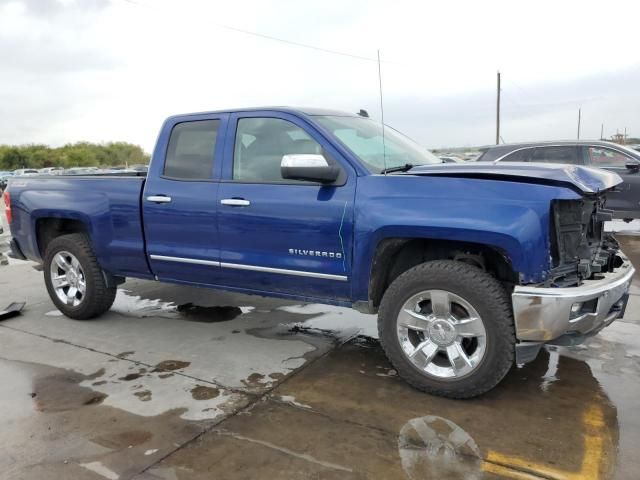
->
[496,71,501,145]
[577,108,581,139]
[600,123,604,140]
[624,127,627,145]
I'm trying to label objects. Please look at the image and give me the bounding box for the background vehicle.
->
[0,171,13,191]
[38,167,64,175]
[439,156,464,163]
[477,140,640,219]
[129,164,149,173]
[4,108,633,398]
[13,168,39,176]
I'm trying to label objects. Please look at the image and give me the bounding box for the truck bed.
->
[8,175,152,279]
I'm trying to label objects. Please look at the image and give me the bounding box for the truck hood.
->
[405,162,622,194]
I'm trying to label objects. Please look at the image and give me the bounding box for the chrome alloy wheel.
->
[396,289,487,379]
[49,251,86,307]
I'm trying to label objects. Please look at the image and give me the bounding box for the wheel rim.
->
[396,289,487,379]
[50,251,86,307]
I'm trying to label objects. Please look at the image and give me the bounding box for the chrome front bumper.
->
[512,253,634,361]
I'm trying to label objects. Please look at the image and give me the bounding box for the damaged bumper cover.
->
[512,252,634,364]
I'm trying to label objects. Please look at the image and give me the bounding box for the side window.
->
[164,120,219,180]
[531,146,578,164]
[589,147,633,168]
[502,148,532,162]
[233,118,323,182]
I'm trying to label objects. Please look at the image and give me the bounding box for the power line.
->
[121,0,381,63]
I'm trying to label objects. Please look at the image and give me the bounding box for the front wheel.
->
[43,233,117,320]
[378,260,515,398]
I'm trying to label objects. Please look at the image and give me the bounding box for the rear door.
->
[143,114,228,285]
[215,111,356,300]
[585,145,640,218]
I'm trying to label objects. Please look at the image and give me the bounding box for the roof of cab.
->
[167,106,360,121]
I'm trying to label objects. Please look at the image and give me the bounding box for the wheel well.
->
[368,238,518,310]
[36,218,88,257]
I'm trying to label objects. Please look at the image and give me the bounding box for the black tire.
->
[378,260,515,399]
[43,233,117,320]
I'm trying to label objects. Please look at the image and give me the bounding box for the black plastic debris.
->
[0,302,25,321]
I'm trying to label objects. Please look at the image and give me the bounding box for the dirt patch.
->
[177,303,243,323]
[152,360,191,372]
[119,373,143,381]
[134,390,152,402]
[190,385,220,400]
[158,373,174,379]
[116,351,135,359]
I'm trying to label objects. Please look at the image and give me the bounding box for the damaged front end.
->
[546,194,623,287]
[512,189,635,364]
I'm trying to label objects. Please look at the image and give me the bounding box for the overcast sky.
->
[1,0,639,151]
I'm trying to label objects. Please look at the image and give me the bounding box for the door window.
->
[531,146,578,164]
[589,147,633,168]
[502,148,532,162]
[233,118,323,182]
[164,120,220,180]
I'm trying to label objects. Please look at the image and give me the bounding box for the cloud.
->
[0,0,638,150]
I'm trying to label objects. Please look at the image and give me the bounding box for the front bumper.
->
[512,253,634,362]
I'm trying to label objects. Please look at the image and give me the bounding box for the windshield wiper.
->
[380,163,415,174]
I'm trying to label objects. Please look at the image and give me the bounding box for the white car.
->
[13,169,39,176]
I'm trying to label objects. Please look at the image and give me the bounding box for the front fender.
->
[351,175,581,302]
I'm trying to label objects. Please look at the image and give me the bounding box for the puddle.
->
[399,415,483,480]
[177,303,243,323]
[112,290,254,323]
[278,304,378,339]
[111,290,178,318]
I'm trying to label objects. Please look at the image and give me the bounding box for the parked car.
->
[38,167,65,175]
[0,171,13,191]
[129,164,149,173]
[4,107,633,398]
[439,156,464,163]
[477,140,640,219]
[13,168,39,176]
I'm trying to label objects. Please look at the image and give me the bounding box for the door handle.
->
[220,198,251,206]
[146,195,172,203]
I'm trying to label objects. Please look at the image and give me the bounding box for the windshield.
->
[315,115,442,173]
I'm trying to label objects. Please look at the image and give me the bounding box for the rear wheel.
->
[44,234,116,320]
[378,260,515,398]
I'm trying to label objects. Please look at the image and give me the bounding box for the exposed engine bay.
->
[546,194,623,287]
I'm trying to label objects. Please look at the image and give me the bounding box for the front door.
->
[143,114,227,285]
[216,112,355,300]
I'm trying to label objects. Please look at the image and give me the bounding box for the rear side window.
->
[531,146,578,164]
[589,147,634,168]
[502,148,532,162]
[164,120,219,180]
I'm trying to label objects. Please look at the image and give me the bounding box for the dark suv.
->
[477,140,640,219]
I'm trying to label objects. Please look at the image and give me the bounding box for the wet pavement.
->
[1,228,639,479]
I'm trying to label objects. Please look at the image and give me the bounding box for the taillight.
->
[3,190,11,224]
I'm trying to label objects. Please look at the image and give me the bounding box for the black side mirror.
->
[281,154,340,183]
[625,162,640,173]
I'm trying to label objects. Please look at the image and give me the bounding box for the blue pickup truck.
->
[4,107,635,398]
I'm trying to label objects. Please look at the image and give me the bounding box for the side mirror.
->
[626,162,640,173]
[281,154,340,183]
